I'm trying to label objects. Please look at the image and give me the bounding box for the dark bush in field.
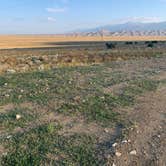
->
[125,41,133,45]
[145,41,155,48]
[145,41,157,45]
[105,42,116,49]
[152,41,158,44]
[147,43,154,48]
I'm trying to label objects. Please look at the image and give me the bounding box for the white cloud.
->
[111,17,165,24]
[128,17,164,23]
[47,17,56,22]
[46,7,66,13]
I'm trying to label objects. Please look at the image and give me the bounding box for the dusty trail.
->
[112,84,166,166]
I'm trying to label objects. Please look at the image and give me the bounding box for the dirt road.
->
[112,85,166,166]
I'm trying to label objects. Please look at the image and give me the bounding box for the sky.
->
[0,0,166,34]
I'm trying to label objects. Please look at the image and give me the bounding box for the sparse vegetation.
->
[0,40,166,165]
[0,107,37,131]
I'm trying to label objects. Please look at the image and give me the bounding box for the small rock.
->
[18,95,22,99]
[5,94,10,98]
[101,96,105,100]
[157,135,161,138]
[20,89,24,93]
[115,152,122,157]
[112,143,118,147]
[122,140,128,144]
[112,163,116,166]
[4,83,8,86]
[16,114,22,120]
[82,99,86,103]
[104,128,109,133]
[130,150,137,155]
[2,152,8,156]
[6,69,16,74]
[117,57,123,61]
[143,150,148,156]
[38,65,44,71]
[32,57,42,64]
[27,61,33,66]
[128,139,131,143]
[6,135,12,139]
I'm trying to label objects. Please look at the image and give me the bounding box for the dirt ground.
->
[110,85,166,166]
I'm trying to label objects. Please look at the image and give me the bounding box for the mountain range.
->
[70,21,166,36]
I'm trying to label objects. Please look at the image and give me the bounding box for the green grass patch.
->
[57,93,134,125]
[0,76,8,86]
[0,65,161,127]
[1,124,104,166]
[0,107,37,131]
[122,79,159,97]
[80,95,120,123]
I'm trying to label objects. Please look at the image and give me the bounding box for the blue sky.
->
[0,0,166,34]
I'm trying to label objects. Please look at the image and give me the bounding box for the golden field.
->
[0,35,166,49]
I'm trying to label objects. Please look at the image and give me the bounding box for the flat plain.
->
[0,35,166,49]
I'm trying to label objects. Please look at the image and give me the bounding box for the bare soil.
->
[110,85,166,166]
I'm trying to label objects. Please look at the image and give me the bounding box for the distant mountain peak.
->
[70,21,166,36]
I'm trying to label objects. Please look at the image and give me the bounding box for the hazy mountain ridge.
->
[70,22,166,36]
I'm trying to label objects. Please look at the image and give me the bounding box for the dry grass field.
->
[0,35,166,49]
